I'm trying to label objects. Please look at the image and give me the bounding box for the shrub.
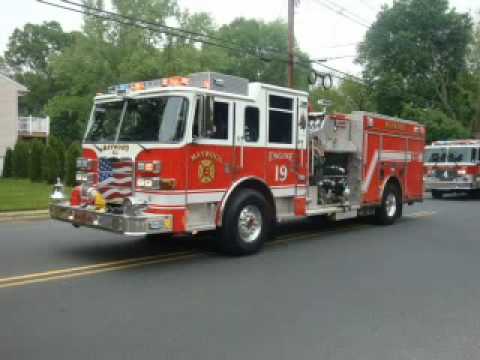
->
[28,140,45,182]
[2,148,13,178]
[12,141,31,178]
[42,145,60,184]
[48,136,66,180]
[65,142,82,186]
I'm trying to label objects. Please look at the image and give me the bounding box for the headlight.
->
[136,177,160,189]
[76,172,95,184]
[136,177,176,190]
[76,158,95,171]
[457,169,467,175]
[137,161,161,174]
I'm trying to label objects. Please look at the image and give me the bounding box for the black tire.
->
[375,184,402,225]
[431,190,443,199]
[219,189,273,256]
[144,233,171,241]
[469,190,480,199]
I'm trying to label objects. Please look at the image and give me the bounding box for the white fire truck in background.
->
[50,72,425,255]
[424,140,480,198]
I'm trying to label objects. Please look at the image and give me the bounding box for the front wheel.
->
[375,184,402,225]
[219,189,273,256]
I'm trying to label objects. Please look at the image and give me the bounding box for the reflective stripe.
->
[363,150,378,193]
[380,151,413,162]
[135,191,226,206]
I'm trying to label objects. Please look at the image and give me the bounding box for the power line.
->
[310,0,370,28]
[358,0,377,12]
[37,0,363,83]
[321,0,372,23]
[317,42,360,49]
[317,55,357,61]
[40,0,286,62]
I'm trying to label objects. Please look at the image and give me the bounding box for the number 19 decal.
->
[275,165,288,182]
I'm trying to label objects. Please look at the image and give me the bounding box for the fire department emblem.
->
[198,159,215,184]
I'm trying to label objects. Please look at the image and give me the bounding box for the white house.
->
[0,73,28,174]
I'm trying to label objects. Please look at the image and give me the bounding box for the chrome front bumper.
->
[424,180,477,191]
[49,203,173,236]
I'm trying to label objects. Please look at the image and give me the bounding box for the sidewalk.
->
[0,209,49,223]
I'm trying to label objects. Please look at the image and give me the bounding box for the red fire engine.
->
[424,140,480,198]
[50,72,425,255]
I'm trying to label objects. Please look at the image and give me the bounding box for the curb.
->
[0,210,50,223]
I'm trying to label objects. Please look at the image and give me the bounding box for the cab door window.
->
[193,98,230,141]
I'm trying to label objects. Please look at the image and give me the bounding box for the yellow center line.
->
[0,210,435,289]
[0,253,201,289]
[0,250,195,286]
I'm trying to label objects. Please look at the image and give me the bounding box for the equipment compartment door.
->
[362,132,381,204]
[265,92,298,199]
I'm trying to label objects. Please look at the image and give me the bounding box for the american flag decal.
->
[98,158,133,203]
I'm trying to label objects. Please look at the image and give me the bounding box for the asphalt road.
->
[0,196,479,360]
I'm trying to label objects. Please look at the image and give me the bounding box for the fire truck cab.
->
[424,140,480,198]
[50,72,425,255]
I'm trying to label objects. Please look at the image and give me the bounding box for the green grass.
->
[0,179,70,212]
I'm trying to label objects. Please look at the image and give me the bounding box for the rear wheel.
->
[375,184,402,225]
[219,189,273,256]
[431,190,443,199]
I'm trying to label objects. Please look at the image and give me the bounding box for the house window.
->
[268,95,293,144]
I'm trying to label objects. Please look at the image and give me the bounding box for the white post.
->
[29,115,32,135]
[46,116,50,137]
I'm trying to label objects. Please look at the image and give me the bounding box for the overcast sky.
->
[0,0,478,76]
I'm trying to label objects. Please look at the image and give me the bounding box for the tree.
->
[470,18,480,136]
[0,56,12,77]
[28,140,45,182]
[5,21,72,75]
[310,78,375,113]
[45,96,91,145]
[358,0,473,121]
[4,21,73,115]
[402,104,470,142]
[12,141,31,178]
[65,142,82,187]
[42,145,60,184]
[216,18,311,89]
[2,148,13,178]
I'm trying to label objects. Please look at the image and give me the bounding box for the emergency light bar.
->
[432,140,480,146]
[104,72,249,96]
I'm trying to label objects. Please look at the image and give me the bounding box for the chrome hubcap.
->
[238,205,262,243]
[385,193,397,218]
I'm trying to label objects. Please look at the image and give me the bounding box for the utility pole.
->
[288,0,296,88]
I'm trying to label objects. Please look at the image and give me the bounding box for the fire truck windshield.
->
[85,96,189,143]
[85,101,124,143]
[425,147,476,163]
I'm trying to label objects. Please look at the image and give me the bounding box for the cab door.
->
[233,102,266,181]
[187,96,235,206]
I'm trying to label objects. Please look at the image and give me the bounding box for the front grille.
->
[433,169,458,181]
[97,157,133,204]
